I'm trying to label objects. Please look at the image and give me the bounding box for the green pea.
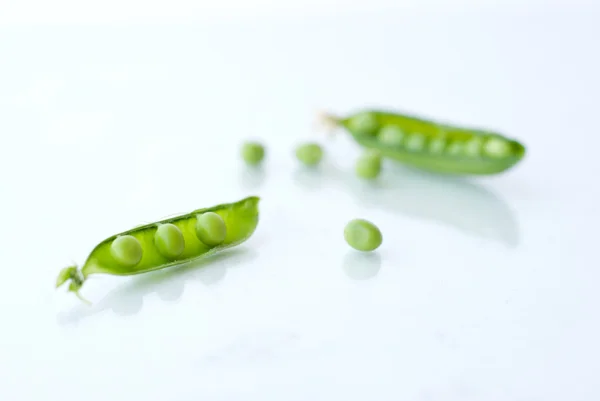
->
[241,141,265,165]
[464,137,484,157]
[195,212,227,247]
[346,111,379,136]
[404,133,426,151]
[344,219,383,252]
[446,141,463,156]
[154,223,185,259]
[483,136,511,158]
[295,142,323,166]
[428,137,446,154]
[355,150,382,179]
[378,125,405,146]
[110,235,143,267]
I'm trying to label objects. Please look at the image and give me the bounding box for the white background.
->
[1,1,599,400]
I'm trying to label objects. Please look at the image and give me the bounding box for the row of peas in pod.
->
[111,212,226,268]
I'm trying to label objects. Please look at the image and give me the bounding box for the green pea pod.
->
[322,109,526,175]
[56,196,260,302]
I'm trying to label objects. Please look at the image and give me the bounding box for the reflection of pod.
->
[56,196,260,302]
[294,162,520,247]
[56,249,256,326]
[356,166,520,247]
[322,110,526,175]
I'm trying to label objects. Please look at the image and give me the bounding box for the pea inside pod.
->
[56,196,261,302]
[111,235,143,267]
[346,111,379,136]
[195,212,227,247]
[154,223,185,259]
[321,109,526,175]
[378,125,405,146]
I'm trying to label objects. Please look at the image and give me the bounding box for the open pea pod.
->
[56,196,260,302]
[322,109,526,175]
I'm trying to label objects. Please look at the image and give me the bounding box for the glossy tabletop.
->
[0,3,599,401]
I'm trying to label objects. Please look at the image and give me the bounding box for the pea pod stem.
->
[56,265,90,304]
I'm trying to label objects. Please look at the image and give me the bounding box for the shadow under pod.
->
[294,160,521,248]
[57,247,258,326]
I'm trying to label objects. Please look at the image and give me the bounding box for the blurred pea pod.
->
[320,109,526,175]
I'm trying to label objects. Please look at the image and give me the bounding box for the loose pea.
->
[195,212,227,247]
[295,142,323,166]
[344,219,383,252]
[241,141,265,165]
[378,125,405,146]
[355,150,382,179]
[154,223,185,259]
[110,235,143,267]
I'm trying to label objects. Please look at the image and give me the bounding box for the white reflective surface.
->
[1,4,599,401]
